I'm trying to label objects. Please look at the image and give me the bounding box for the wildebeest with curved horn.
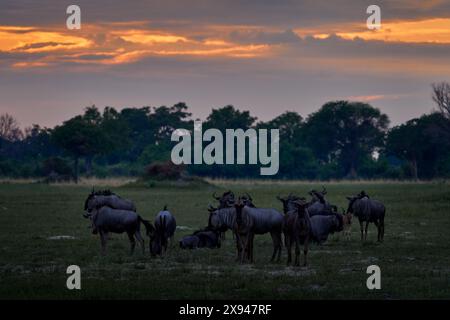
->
[149,205,177,256]
[346,191,385,242]
[240,192,256,208]
[83,189,137,234]
[278,193,346,247]
[84,205,153,255]
[211,190,236,239]
[212,190,235,209]
[231,197,284,263]
[84,189,136,214]
[307,187,337,216]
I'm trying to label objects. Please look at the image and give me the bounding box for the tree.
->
[52,106,109,182]
[303,101,389,178]
[204,105,257,131]
[257,111,303,143]
[432,82,450,119]
[386,112,450,179]
[0,113,23,142]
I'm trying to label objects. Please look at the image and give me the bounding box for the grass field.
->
[0,180,449,299]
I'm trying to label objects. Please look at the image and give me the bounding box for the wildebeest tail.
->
[138,215,154,235]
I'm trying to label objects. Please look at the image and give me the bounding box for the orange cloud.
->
[340,18,450,44]
[0,23,270,69]
[0,27,92,53]
[296,18,450,44]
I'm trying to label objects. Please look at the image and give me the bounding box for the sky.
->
[1,0,450,128]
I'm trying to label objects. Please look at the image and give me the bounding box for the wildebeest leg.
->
[286,238,292,265]
[359,220,364,241]
[270,232,277,262]
[135,230,145,254]
[127,231,136,255]
[248,233,254,263]
[239,235,247,264]
[294,238,300,267]
[374,220,380,242]
[270,232,282,263]
[380,218,385,242]
[277,232,282,262]
[99,230,107,255]
[303,237,309,267]
[233,233,241,261]
[364,221,369,241]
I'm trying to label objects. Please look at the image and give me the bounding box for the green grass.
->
[0,181,449,299]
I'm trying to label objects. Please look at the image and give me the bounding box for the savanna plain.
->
[0,180,449,299]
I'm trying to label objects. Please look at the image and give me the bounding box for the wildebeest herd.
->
[83,187,386,266]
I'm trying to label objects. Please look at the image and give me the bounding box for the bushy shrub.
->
[144,161,185,180]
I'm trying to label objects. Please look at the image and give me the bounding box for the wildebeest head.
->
[212,190,235,208]
[84,189,117,213]
[240,193,255,207]
[292,198,308,213]
[345,195,359,214]
[358,190,369,199]
[308,186,327,203]
[84,188,95,212]
[207,205,229,232]
[277,193,301,214]
[346,191,369,214]
[148,219,163,256]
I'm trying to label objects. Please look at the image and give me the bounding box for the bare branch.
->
[432,82,450,119]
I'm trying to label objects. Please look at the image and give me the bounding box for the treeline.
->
[1,83,450,181]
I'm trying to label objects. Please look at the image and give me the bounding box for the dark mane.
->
[95,189,116,196]
[84,189,117,210]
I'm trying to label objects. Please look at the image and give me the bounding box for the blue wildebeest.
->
[83,189,137,234]
[84,189,136,213]
[279,193,346,246]
[179,227,221,249]
[149,206,177,256]
[212,190,236,239]
[84,206,153,255]
[310,213,343,244]
[283,198,311,266]
[232,197,284,263]
[307,187,337,216]
[346,191,385,242]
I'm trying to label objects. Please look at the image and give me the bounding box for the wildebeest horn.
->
[245,192,252,201]
[276,195,284,201]
[322,186,327,195]
[212,192,221,200]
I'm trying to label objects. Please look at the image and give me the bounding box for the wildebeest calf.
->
[179,228,221,249]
